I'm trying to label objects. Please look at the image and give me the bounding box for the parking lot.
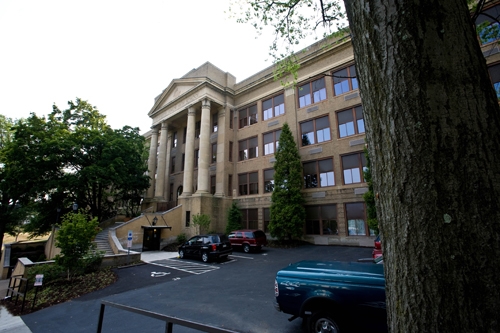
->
[21,245,373,333]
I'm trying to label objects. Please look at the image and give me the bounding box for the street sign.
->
[34,274,44,286]
[127,230,133,241]
[127,239,132,248]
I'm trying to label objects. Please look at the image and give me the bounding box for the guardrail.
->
[96,300,239,333]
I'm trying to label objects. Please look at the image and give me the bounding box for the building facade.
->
[142,3,500,247]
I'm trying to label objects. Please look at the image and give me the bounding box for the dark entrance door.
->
[142,227,161,251]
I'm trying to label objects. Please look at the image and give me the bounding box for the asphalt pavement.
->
[2,245,373,333]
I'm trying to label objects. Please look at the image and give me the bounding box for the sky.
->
[0,0,307,134]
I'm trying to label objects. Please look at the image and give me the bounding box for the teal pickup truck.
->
[274,260,387,333]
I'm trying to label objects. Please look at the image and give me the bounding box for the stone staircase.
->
[93,223,123,256]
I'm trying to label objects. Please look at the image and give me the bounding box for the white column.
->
[182,106,196,196]
[197,99,211,193]
[155,122,168,198]
[146,128,159,199]
[215,106,226,196]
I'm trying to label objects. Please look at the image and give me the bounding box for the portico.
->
[142,62,236,232]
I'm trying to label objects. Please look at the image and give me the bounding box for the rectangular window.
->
[195,121,201,139]
[211,143,217,163]
[241,208,258,229]
[263,208,270,233]
[212,114,218,133]
[211,175,216,195]
[488,63,500,99]
[230,110,233,129]
[194,149,199,168]
[238,137,258,161]
[305,205,337,235]
[238,172,258,195]
[342,152,367,184]
[239,105,258,128]
[264,169,275,192]
[346,202,373,236]
[169,183,173,202]
[338,106,365,138]
[476,5,500,44]
[298,77,326,108]
[172,131,177,148]
[229,141,233,162]
[263,94,285,120]
[263,129,281,155]
[300,116,331,146]
[171,156,175,174]
[186,211,191,227]
[181,154,185,171]
[228,174,233,196]
[333,65,358,96]
[303,158,335,188]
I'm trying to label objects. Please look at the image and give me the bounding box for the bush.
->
[192,214,211,234]
[55,212,102,280]
[176,233,187,244]
[26,263,65,285]
[226,202,242,234]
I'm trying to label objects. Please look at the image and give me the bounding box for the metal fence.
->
[96,300,239,333]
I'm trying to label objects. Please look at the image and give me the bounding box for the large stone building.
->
[142,1,500,247]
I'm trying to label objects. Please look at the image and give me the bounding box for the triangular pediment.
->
[148,62,235,116]
[148,78,205,116]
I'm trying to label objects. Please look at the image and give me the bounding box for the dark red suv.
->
[228,229,267,253]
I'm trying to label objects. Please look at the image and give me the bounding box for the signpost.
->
[33,274,44,310]
[127,230,133,264]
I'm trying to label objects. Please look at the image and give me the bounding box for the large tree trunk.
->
[344,0,500,332]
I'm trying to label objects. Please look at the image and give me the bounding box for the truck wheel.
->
[309,311,340,333]
[201,252,209,263]
[243,244,250,253]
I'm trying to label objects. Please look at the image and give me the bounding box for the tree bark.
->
[344,0,500,332]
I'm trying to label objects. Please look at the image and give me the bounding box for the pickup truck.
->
[274,260,387,333]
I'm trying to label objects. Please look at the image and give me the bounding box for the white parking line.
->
[229,254,254,260]
[149,259,220,275]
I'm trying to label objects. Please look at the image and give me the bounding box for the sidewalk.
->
[0,251,177,333]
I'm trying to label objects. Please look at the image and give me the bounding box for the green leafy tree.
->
[6,98,150,236]
[236,0,500,331]
[363,147,378,235]
[54,212,101,280]
[192,213,211,234]
[269,122,305,241]
[0,115,32,251]
[226,201,243,234]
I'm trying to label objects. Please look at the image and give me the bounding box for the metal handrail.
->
[97,300,239,333]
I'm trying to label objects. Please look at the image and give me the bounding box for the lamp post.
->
[72,202,78,214]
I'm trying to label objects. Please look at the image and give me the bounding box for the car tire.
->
[179,249,184,259]
[309,311,340,333]
[243,244,250,253]
[201,252,209,263]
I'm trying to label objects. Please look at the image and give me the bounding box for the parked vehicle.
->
[228,229,267,253]
[274,260,387,333]
[178,234,232,263]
